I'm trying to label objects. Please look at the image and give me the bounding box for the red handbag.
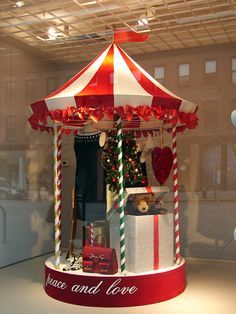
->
[82,234,118,275]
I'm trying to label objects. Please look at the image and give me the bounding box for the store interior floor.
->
[0,254,235,314]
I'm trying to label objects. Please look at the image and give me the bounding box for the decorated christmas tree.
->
[102,131,148,192]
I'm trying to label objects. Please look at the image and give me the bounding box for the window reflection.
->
[0,41,55,267]
[0,38,236,267]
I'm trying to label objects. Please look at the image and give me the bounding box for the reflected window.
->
[179,63,189,77]
[205,60,216,74]
[232,58,236,83]
[178,63,190,85]
[154,66,164,83]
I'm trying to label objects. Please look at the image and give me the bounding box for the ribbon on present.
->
[145,186,159,270]
[145,186,153,194]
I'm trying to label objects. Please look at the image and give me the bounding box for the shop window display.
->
[28,31,198,306]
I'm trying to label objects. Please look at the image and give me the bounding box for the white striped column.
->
[116,115,126,273]
[53,125,62,269]
[172,124,180,265]
[90,222,94,246]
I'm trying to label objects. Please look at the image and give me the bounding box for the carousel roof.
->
[28,42,198,132]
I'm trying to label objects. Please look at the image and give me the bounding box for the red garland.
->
[28,105,198,133]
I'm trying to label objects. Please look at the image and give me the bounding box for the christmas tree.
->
[102,131,148,193]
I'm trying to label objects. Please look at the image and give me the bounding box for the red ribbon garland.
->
[28,105,198,133]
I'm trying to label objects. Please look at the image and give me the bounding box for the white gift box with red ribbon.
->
[109,212,174,273]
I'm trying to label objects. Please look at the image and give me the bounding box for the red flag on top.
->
[114,28,149,44]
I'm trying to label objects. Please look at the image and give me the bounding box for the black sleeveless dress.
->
[74,134,106,222]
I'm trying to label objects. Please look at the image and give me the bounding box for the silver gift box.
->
[109,213,174,273]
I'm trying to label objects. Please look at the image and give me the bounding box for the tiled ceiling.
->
[0,0,236,63]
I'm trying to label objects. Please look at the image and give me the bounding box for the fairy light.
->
[48,27,58,40]
[14,1,25,7]
[138,15,149,26]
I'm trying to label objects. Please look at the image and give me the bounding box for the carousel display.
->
[28,30,198,307]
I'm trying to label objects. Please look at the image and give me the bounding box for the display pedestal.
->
[44,256,186,307]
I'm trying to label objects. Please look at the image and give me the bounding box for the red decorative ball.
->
[141,178,147,185]
[112,178,116,182]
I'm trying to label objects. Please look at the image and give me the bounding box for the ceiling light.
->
[81,1,97,5]
[37,28,69,42]
[48,27,58,40]
[14,1,25,7]
[138,15,149,26]
[73,0,97,5]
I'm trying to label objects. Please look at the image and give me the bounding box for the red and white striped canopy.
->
[29,43,198,132]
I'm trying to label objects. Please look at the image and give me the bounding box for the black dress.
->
[74,133,106,222]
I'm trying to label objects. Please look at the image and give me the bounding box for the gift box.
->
[109,213,174,273]
[107,186,169,219]
[125,186,169,202]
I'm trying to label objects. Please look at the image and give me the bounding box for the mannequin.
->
[74,121,106,222]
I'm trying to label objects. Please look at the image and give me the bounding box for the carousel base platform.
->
[45,255,186,307]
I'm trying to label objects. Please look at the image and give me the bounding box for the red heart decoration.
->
[152,146,173,185]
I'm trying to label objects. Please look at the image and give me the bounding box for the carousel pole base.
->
[44,256,186,307]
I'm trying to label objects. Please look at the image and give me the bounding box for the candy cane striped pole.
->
[116,115,126,273]
[172,124,180,265]
[54,125,62,269]
[90,222,94,246]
